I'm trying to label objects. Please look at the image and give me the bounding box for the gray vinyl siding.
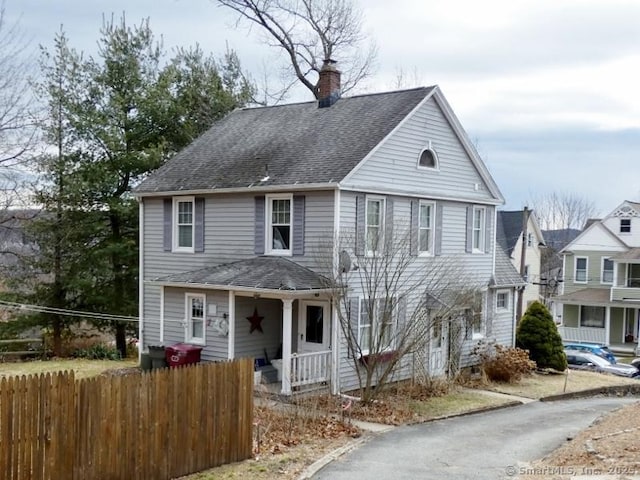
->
[161,287,229,361]
[142,285,162,346]
[344,96,496,203]
[142,191,335,280]
[234,297,285,363]
[336,192,497,390]
[489,289,516,348]
[141,191,335,350]
[562,251,616,295]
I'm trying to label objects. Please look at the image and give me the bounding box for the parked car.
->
[563,342,617,363]
[632,358,640,369]
[565,350,640,378]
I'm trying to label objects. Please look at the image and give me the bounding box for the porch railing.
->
[290,350,331,388]
[557,326,606,344]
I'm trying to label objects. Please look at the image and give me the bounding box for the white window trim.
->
[620,218,631,234]
[357,297,396,356]
[416,144,440,170]
[418,200,435,256]
[574,256,588,284]
[472,206,486,253]
[365,195,385,257]
[265,193,293,256]
[185,293,206,345]
[495,290,509,311]
[601,257,614,285]
[173,196,195,253]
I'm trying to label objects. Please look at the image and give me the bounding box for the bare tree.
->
[318,229,484,404]
[0,2,36,168]
[216,0,377,100]
[527,191,598,232]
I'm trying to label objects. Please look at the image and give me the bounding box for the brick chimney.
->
[318,59,341,108]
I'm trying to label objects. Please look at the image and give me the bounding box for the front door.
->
[297,301,330,353]
[430,320,448,377]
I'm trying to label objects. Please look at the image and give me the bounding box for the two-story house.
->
[553,200,640,355]
[497,209,546,318]
[134,61,520,395]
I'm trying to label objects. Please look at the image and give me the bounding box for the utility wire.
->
[0,299,139,323]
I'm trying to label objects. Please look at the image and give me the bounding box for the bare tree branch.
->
[216,0,377,100]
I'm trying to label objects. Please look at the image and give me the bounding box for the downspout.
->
[331,188,341,395]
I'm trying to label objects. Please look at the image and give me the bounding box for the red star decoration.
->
[247,307,264,334]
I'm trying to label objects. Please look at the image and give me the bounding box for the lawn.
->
[0,358,138,379]
[483,369,639,399]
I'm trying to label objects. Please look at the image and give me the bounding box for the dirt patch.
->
[521,401,640,479]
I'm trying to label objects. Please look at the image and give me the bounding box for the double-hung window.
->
[472,207,485,252]
[267,195,292,254]
[174,197,195,252]
[620,219,631,233]
[419,201,435,255]
[365,197,385,256]
[185,293,206,344]
[601,258,614,284]
[575,257,588,283]
[358,297,396,355]
[496,291,509,311]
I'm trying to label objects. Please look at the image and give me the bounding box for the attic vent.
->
[417,147,438,169]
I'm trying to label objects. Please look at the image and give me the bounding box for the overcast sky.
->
[6,0,640,215]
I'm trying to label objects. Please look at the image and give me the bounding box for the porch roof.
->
[611,247,640,262]
[553,288,637,307]
[149,256,333,295]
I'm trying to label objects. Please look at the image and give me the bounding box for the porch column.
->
[605,306,611,345]
[281,298,293,395]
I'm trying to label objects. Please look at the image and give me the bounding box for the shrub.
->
[473,340,536,383]
[72,343,122,360]
[516,301,567,371]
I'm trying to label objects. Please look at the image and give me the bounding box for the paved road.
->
[313,397,638,480]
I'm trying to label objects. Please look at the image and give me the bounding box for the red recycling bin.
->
[165,343,203,367]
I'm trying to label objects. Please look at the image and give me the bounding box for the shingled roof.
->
[151,256,331,292]
[490,245,526,288]
[135,87,435,194]
[496,210,524,257]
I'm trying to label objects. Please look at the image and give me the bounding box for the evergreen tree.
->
[19,16,254,357]
[516,301,567,371]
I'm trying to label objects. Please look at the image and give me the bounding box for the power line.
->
[0,300,139,323]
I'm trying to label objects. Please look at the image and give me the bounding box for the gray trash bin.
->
[148,345,167,369]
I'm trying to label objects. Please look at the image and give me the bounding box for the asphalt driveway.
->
[313,397,638,480]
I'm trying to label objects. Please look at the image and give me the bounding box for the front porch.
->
[555,293,640,355]
[152,256,338,396]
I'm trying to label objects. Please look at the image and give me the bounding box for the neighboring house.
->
[496,209,545,316]
[553,200,640,355]
[134,61,518,395]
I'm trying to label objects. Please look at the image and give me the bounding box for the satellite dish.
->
[339,250,352,273]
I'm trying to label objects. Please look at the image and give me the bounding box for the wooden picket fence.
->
[0,358,254,480]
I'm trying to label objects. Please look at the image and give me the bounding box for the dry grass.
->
[0,358,138,379]
[482,370,638,399]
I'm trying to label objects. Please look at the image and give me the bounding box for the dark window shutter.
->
[434,202,444,256]
[384,197,394,254]
[293,195,305,255]
[355,194,365,256]
[348,297,360,358]
[484,207,492,254]
[194,197,205,253]
[396,296,407,350]
[255,196,265,255]
[465,205,473,253]
[163,199,172,252]
[410,200,419,256]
